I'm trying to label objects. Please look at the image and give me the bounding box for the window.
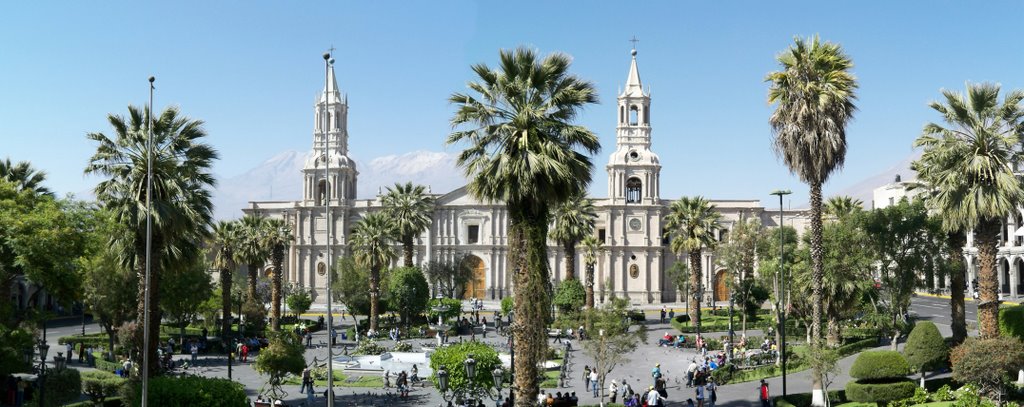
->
[598,228,606,243]
[629,105,639,125]
[468,225,480,244]
[317,180,327,205]
[644,105,650,125]
[619,106,625,124]
[888,197,894,206]
[626,177,642,203]
[719,229,729,242]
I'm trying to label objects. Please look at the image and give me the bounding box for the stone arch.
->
[1015,257,1024,295]
[317,180,327,205]
[626,177,642,203]
[264,266,275,279]
[462,255,486,300]
[1001,257,1011,294]
[629,105,639,125]
[714,269,729,302]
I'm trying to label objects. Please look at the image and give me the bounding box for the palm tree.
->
[381,182,434,267]
[912,83,1024,339]
[85,105,217,377]
[263,218,294,331]
[446,47,599,406]
[550,194,597,281]
[0,158,51,196]
[664,196,721,334]
[210,220,240,339]
[767,32,857,364]
[350,212,397,333]
[580,235,604,308]
[825,196,863,219]
[237,215,271,304]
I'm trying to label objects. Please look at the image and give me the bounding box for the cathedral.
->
[242,49,808,305]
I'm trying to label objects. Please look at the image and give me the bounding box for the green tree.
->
[862,199,941,348]
[755,225,800,350]
[903,321,948,387]
[381,182,435,267]
[237,215,270,305]
[160,252,213,345]
[581,298,647,406]
[950,337,1024,402]
[423,254,473,299]
[262,218,293,331]
[447,47,599,406]
[82,247,138,352]
[552,279,586,315]
[85,105,217,374]
[428,341,502,395]
[824,196,863,219]
[715,218,765,334]
[0,158,51,196]
[912,83,1024,339]
[209,220,239,339]
[253,331,306,401]
[285,289,312,318]
[767,35,858,402]
[331,256,371,326]
[350,212,398,333]
[387,266,430,330]
[664,196,721,333]
[549,194,597,281]
[580,235,604,308]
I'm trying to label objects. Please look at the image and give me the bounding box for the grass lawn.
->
[283,371,385,388]
[540,370,561,388]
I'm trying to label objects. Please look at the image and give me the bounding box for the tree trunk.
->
[247,264,259,303]
[974,218,1002,339]
[220,263,233,340]
[564,242,576,281]
[134,233,163,378]
[809,182,825,405]
[688,251,703,333]
[510,205,551,407]
[369,265,381,333]
[947,231,967,344]
[271,246,284,331]
[585,263,595,308]
[826,316,840,347]
[403,235,414,268]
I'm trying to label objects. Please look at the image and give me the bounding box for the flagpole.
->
[141,75,155,407]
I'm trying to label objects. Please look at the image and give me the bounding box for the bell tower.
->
[302,57,358,205]
[607,48,661,205]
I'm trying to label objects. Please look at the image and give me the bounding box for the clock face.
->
[629,218,642,231]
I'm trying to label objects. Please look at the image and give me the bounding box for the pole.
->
[323,52,335,407]
[771,189,791,397]
[141,76,155,407]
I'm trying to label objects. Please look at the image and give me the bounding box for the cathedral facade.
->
[243,50,808,305]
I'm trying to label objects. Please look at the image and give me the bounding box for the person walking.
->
[190,341,199,366]
[695,379,705,407]
[590,370,599,397]
[583,365,591,388]
[646,386,662,407]
[651,363,662,386]
[609,380,619,404]
[306,331,313,348]
[300,367,311,394]
[660,306,667,323]
[705,378,717,407]
[759,379,771,407]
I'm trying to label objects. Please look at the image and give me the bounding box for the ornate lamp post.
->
[37,339,49,407]
[770,189,791,397]
[436,354,505,405]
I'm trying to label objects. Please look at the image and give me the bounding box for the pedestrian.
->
[79,342,87,363]
[383,370,391,388]
[695,379,705,407]
[66,342,73,362]
[583,365,591,388]
[331,328,337,346]
[651,363,662,386]
[306,331,313,348]
[590,370,599,397]
[706,378,717,407]
[759,379,770,407]
[300,367,311,394]
[609,380,618,403]
[660,306,667,323]
[241,343,249,362]
[553,329,562,344]
[646,386,661,407]
[669,308,675,321]
[306,384,314,406]
[482,317,488,338]
[190,341,199,365]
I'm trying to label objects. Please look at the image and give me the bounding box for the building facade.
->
[243,50,810,305]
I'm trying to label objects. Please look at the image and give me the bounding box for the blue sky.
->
[2,1,1022,207]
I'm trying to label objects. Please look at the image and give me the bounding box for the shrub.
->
[950,337,1024,399]
[29,367,81,407]
[241,299,267,335]
[775,390,846,407]
[429,341,501,393]
[81,370,126,405]
[932,384,955,402]
[353,340,387,356]
[836,337,879,357]
[129,376,247,407]
[999,305,1024,340]
[391,341,412,352]
[846,380,917,405]
[849,350,910,380]
[500,296,513,314]
[285,290,313,317]
[553,279,586,314]
[904,321,948,376]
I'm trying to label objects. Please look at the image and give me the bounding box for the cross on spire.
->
[629,36,639,50]
[327,45,336,56]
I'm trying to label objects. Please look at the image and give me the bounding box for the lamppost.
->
[322,51,336,407]
[37,338,49,407]
[770,189,791,397]
[436,354,505,405]
[141,75,156,407]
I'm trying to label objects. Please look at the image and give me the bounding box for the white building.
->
[242,49,810,305]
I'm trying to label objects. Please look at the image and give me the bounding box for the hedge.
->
[836,337,879,357]
[66,397,123,407]
[29,368,82,407]
[128,376,247,407]
[845,379,917,404]
[849,351,910,380]
[81,371,126,405]
[775,390,846,407]
[999,305,1024,339]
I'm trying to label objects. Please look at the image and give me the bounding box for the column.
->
[1011,256,1019,298]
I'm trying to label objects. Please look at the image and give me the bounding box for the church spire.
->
[321,63,342,104]
[623,48,645,97]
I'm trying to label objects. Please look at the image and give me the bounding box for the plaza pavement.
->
[47,294,989,406]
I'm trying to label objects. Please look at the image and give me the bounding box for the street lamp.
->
[322,51,337,407]
[770,189,791,397]
[38,339,49,407]
[436,354,505,405]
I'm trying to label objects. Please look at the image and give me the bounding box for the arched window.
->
[629,105,639,126]
[619,106,625,124]
[626,177,642,203]
[644,105,650,125]
[317,180,327,205]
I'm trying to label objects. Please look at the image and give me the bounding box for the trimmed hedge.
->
[999,304,1024,339]
[30,368,82,407]
[775,390,846,407]
[845,379,916,404]
[81,370,126,405]
[849,351,910,380]
[836,337,879,357]
[904,321,948,373]
[128,376,247,407]
[66,397,123,407]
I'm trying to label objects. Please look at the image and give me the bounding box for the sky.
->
[2,1,1022,208]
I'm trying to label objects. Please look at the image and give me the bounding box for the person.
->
[79,342,87,363]
[706,377,718,407]
[660,306,667,323]
[675,334,687,348]
[306,383,315,406]
[553,328,562,343]
[658,332,673,347]
[646,386,661,407]
[383,370,391,388]
[300,367,311,394]
[330,328,337,346]
[687,359,698,387]
[669,308,676,321]
[687,398,696,407]
[66,342,74,362]
[201,327,208,339]
[609,380,619,403]
[306,331,313,348]
[190,341,199,365]
[410,364,420,385]
[241,343,249,362]
[590,370,599,397]
[695,378,705,407]
[759,379,770,407]
[583,365,591,388]
[481,317,488,338]
[651,363,662,386]
[122,358,133,377]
